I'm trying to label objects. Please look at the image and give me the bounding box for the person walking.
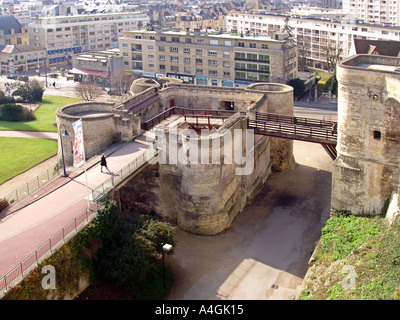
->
[100,154,109,173]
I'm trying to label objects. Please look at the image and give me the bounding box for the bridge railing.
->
[256,112,336,129]
[143,107,246,131]
[249,119,337,145]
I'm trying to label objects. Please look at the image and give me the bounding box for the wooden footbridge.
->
[142,107,337,160]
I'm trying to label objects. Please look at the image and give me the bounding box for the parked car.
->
[6,74,17,80]
[17,75,29,82]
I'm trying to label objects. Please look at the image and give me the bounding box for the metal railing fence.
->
[0,201,102,298]
[0,159,63,213]
[0,145,157,299]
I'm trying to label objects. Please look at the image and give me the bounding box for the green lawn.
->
[0,137,58,185]
[0,96,80,132]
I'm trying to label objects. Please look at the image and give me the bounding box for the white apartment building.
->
[119,29,297,87]
[342,0,400,26]
[226,11,400,70]
[28,12,149,65]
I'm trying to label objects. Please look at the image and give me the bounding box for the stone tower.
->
[332,54,400,216]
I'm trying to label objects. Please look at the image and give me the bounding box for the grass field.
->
[0,96,80,132]
[0,137,58,185]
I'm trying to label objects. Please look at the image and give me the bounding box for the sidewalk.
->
[0,133,154,279]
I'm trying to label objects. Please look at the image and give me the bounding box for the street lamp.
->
[161,243,172,290]
[54,123,69,177]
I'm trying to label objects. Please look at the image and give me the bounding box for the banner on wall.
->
[72,119,85,167]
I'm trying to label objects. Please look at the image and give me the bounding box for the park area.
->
[0,96,80,185]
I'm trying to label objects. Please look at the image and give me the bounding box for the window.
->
[208,60,217,65]
[171,66,179,72]
[208,50,217,56]
[250,43,256,48]
[196,58,203,64]
[149,64,154,69]
[196,49,203,54]
[210,39,219,45]
[247,53,257,60]
[373,130,381,140]
[160,64,166,70]
[159,55,165,61]
[171,37,180,42]
[185,38,192,43]
[170,47,179,52]
[235,52,246,59]
[197,39,204,44]
[184,67,191,73]
[261,44,268,49]
[184,48,190,53]
[148,45,154,50]
[159,46,165,52]
[196,69,203,74]
[223,71,231,77]
[170,56,179,62]
[184,58,190,63]
[224,40,232,46]
[238,42,245,47]
[209,70,218,76]
[223,61,230,67]
[148,54,154,59]
[160,36,166,41]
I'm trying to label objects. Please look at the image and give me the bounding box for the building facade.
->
[342,0,400,26]
[226,11,400,71]
[119,29,297,87]
[70,48,123,90]
[0,44,46,75]
[28,12,150,66]
[0,15,28,47]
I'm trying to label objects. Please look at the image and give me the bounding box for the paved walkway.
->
[0,133,154,279]
[0,131,58,139]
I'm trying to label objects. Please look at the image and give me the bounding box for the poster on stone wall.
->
[72,119,85,167]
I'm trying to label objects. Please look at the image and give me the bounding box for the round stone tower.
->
[332,55,400,215]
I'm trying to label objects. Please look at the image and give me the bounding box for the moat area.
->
[166,139,333,300]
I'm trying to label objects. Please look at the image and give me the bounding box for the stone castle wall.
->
[332,55,400,215]
[156,113,271,235]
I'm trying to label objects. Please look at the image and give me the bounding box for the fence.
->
[0,145,157,299]
[0,201,102,298]
[91,147,157,202]
[0,159,63,214]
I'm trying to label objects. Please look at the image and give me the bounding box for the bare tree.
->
[281,17,295,42]
[326,41,343,76]
[74,82,104,101]
[111,73,134,96]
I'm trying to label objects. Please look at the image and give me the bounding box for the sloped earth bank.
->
[76,138,333,300]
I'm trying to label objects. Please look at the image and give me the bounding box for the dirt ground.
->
[165,139,333,300]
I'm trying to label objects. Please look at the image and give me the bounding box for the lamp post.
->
[54,123,69,177]
[161,243,172,290]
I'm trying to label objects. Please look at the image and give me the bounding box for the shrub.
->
[0,198,9,212]
[0,104,36,122]
[288,78,306,99]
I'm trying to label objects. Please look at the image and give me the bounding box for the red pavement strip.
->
[1,171,81,218]
[0,137,153,281]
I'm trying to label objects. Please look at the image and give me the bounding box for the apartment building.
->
[28,12,150,66]
[70,48,122,88]
[0,15,28,46]
[0,44,45,75]
[342,0,400,26]
[226,11,400,70]
[119,29,297,87]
